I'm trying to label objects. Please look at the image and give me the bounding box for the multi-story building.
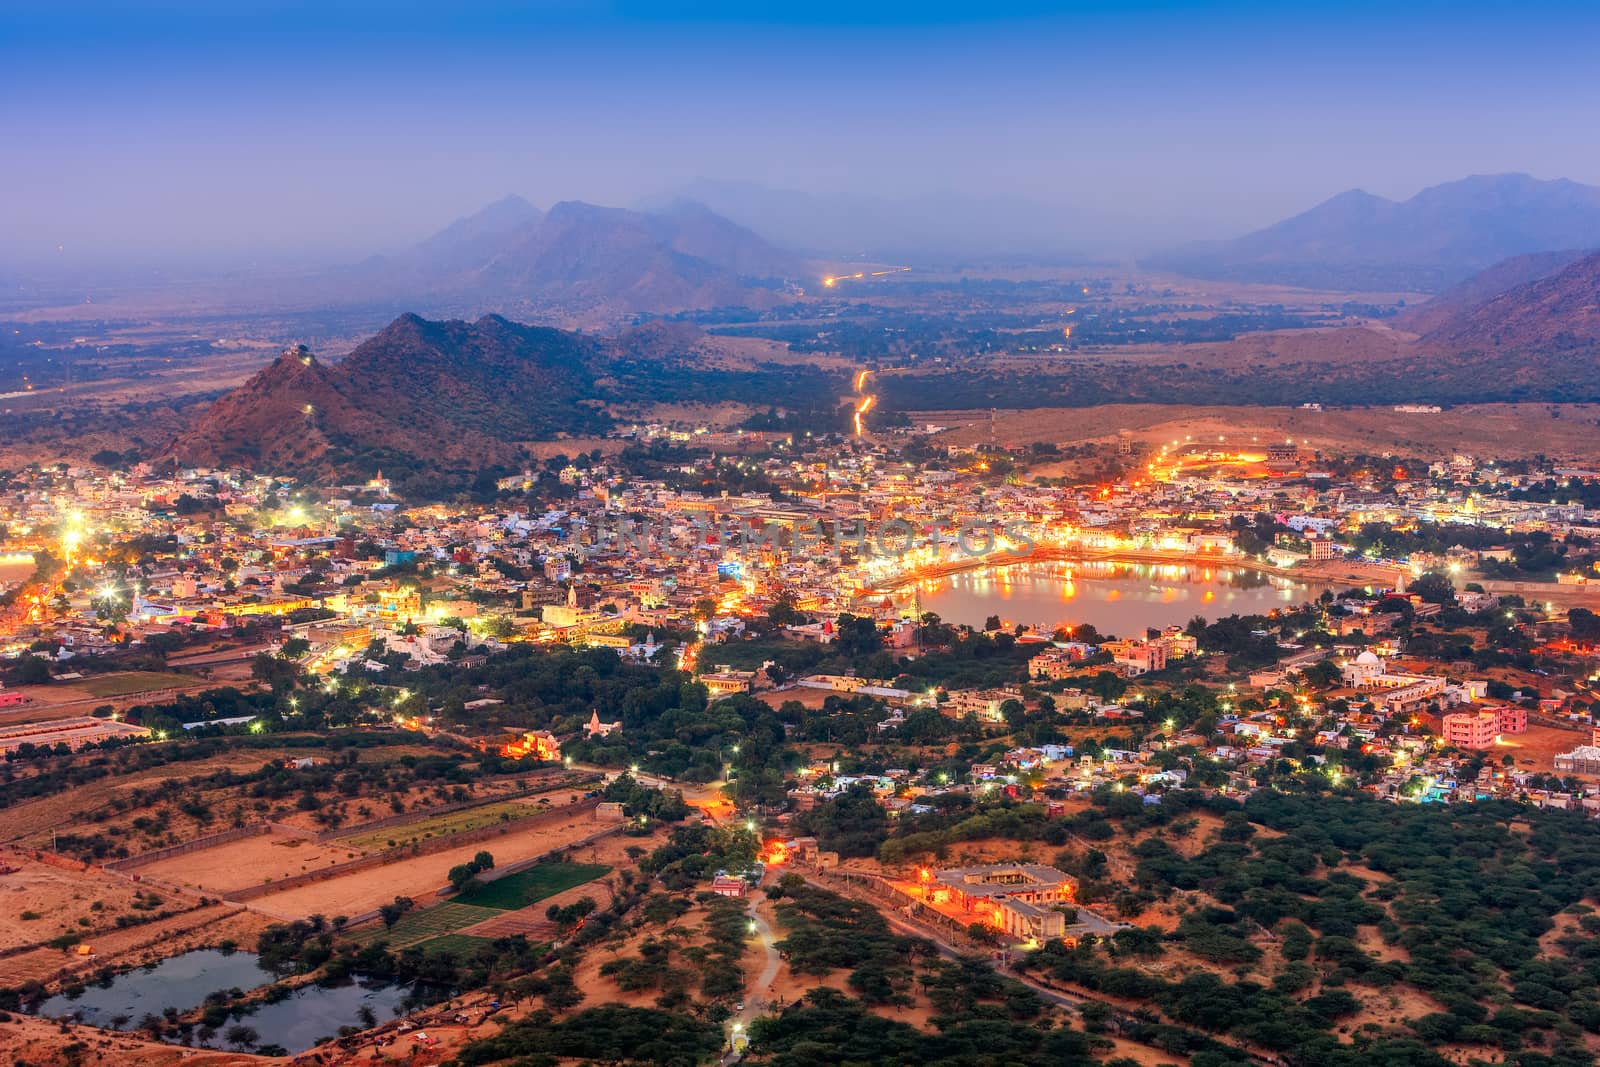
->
[1103,639,1167,676]
[1029,647,1087,680]
[1495,705,1528,735]
[940,686,1024,723]
[1442,709,1499,749]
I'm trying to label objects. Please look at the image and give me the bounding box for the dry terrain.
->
[137,836,365,897]
[0,1012,274,1067]
[238,804,617,919]
[0,852,148,952]
[923,401,1600,462]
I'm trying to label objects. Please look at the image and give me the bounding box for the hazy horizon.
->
[6,1,1600,270]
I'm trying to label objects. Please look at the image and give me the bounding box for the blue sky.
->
[5,1,1600,265]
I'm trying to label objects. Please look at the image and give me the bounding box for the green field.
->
[336,799,547,853]
[80,671,195,697]
[417,933,498,957]
[346,862,609,952]
[348,902,503,949]
[452,861,612,910]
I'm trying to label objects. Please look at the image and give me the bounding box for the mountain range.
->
[1147,174,1600,293]
[653,179,1122,262]
[337,197,803,319]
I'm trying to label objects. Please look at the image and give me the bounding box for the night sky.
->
[5,0,1599,265]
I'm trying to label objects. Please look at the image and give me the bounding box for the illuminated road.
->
[723,895,782,1063]
[851,368,876,437]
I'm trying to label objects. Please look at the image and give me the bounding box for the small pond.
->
[36,948,411,1054]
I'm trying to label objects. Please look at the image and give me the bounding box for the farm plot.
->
[452,862,611,910]
[347,861,610,952]
[334,799,550,853]
[348,902,504,950]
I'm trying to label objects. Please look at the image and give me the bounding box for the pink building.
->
[711,875,747,898]
[1105,639,1168,676]
[1495,705,1528,735]
[1442,709,1499,749]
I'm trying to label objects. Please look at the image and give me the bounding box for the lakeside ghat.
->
[909,558,1331,633]
[857,543,1405,627]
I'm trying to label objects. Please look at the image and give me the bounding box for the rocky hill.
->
[1395,248,1591,335]
[1419,249,1600,355]
[1148,173,1600,292]
[170,314,608,479]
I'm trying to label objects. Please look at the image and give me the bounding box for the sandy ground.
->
[242,807,615,919]
[0,853,147,951]
[922,402,1600,463]
[754,686,836,711]
[138,836,365,897]
[1485,721,1593,775]
[6,904,271,987]
[0,1013,278,1067]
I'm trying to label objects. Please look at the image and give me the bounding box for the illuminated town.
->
[10,3,1600,1066]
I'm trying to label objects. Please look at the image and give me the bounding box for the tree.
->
[1409,571,1457,606]
[1570,607,1600,641]
[768,590,806,627]
[448,864,479,893]
[250,652,299,691]
[224,1024,259,1049]
[6,656,52,686]
[379,896,415,928]
[800,783,887,858]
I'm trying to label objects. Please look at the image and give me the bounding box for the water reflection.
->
[914,559,1325,634]
[36,949,410,1055]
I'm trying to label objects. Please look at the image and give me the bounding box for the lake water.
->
[36,949,410,1054]
[912,559,1327,636]
[0,553,34,589]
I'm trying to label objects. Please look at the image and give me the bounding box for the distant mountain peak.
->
[335,196,801,318]
[1147,173,1600,292]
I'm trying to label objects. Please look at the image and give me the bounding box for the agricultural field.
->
[77,671,196,698]
[451,861,612,910]
[333,797,562,853]
[349,861,610,951]
[349,901,505,950]
[240,803,612,918]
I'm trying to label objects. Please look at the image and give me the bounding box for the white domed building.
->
[1341,649,1386,687]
